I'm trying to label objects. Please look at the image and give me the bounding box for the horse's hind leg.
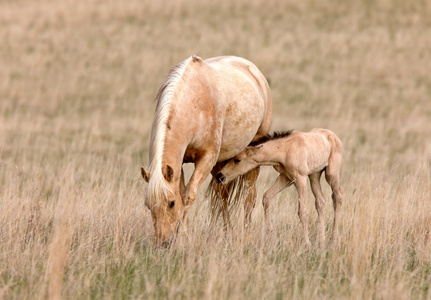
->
[262,175,292,233]
[309,171,326,244]
[244,167,260,230]
[325,153,343,241]
[294,175,311,245]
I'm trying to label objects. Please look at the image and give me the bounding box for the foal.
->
[216,128,343,244]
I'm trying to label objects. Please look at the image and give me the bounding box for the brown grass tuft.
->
[44,195,76,300]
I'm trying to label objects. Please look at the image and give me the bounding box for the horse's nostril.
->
[216,173,226,184]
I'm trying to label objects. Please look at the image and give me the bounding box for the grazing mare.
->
[141,56,272,244]
[216,128,343,244]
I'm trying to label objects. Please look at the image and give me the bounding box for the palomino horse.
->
[216,128,343,245]
[141,56,272,244]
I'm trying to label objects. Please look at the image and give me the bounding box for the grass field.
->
[1,0,431,299]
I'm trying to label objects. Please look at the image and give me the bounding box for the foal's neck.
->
[251,143,281,166]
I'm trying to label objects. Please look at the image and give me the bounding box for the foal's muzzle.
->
[216,173,226,184]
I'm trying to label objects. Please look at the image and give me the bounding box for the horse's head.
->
[216,145,263,184]
[141,165,184,245]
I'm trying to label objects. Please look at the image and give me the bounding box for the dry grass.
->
[1,0,431,299]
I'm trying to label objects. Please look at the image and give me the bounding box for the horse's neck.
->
[149,122,187,187]
[160,124,189,179]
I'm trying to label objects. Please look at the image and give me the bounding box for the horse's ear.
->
[141,167,150,182]
[164,165,174,182]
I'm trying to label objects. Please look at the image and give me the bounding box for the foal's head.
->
[216,146,262,184]
[141,165,184,246]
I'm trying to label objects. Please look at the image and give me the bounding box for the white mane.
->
[146,56,194,203]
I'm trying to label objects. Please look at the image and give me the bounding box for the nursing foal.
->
[216,128,343,244]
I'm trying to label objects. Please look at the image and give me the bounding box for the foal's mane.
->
[147,56,197,200]
[249,130,294,146]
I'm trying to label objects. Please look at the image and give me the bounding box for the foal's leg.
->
[294,175,311,245]
[309,171,326,243]
[325,154,343,241]
[262,175,292,232]
[244,168,260,230]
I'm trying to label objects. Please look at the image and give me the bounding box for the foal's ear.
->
[163,165,174,182]
[246,144,263,155]
[141,167,150,182]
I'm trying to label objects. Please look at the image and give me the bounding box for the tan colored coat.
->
[217,128,343,245]
[142,56,272,244]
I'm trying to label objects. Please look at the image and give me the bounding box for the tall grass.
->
[1,0,430,298]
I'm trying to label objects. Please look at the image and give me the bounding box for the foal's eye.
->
[169,201,175,208]
[234,159,240,163]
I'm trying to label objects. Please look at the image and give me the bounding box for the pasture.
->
[1,0,430,298]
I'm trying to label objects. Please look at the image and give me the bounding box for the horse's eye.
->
[169,201,175,208]
[234,159,240,163]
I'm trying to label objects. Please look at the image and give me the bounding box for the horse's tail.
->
[206,172,255,224]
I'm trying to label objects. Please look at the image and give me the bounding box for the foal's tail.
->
[206,173,251,223]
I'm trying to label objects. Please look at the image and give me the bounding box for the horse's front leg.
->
[180,167,186,200]
[182,152,217,230]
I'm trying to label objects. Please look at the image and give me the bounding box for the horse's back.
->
[201,56,272,161]
[204,56,259,72]
[204,56,270,104]
[281,129,338,174]
[310,128,342,154]
[205,56,266,84]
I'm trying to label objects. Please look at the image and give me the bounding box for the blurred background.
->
[0,0,430,298]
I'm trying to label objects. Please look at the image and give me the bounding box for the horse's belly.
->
[217,98,264,161]
[218,140,253,162]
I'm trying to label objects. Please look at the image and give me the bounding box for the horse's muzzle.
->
[216,173,226,184]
